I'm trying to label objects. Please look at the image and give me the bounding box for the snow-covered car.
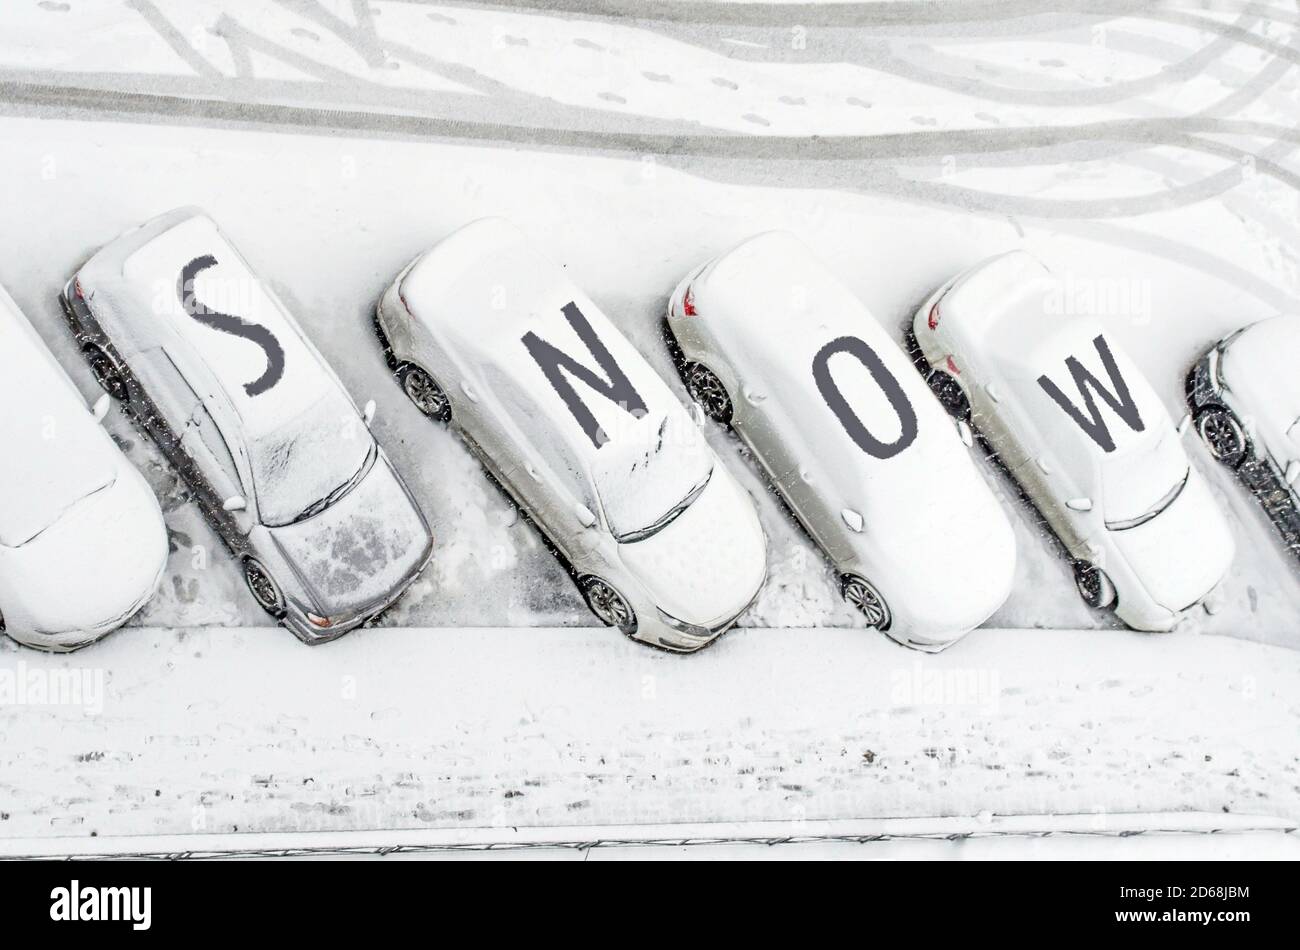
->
[0,283,167,652]
[62,208,434,644]
[666,231,1016,651]
[375,218,768,653]
[911,250,1234,632]
[1187,315,1300,559]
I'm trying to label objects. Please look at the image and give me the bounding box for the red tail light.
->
[74,279,85,300]
[682,286,697,317]
[945,355,960,376]
[927,302,940,330]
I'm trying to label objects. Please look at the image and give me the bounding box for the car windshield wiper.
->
[1105,468,1189,531]
[290,445,375,525]
[614,468,713,544]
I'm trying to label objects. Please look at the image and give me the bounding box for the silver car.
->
[375,217,768,653]
[62,207,434,643]
[1188,315,1300,559]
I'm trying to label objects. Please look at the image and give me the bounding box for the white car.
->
[1188,315,1300,558]
[63,208,434,643]
[0,283,167,651]
[912,250,1235,631]
[375,218,768,653]
[666,231,1016,651]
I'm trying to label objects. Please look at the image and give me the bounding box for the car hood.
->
[2,467,168,635]
[848,449,1017,644]
[616,463,767,627]
[1108,467,1234,612]
[269,454,432,618]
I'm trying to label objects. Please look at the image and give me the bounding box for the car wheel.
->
[926,367,970,420]
[1196,408,1248,468]
[1073,561,1117,610]
[244,559,286,618]
[399,364,451,423]
[84,344,129,402]
[581,576,637,634]
[683,362,733,424]
[842,574,892,630]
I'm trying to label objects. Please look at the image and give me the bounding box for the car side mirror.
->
[363,399,377,426]
[223,496,247,513]
[574,503,597,528]
[91,393,112,424]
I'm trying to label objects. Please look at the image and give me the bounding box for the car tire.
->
[1195,408,1248,469]
[683,362,733,424]
[84,344,130,403]
[580,576,637,634]
[841,574,892,631]
[1073,561,1117,610]
[398,363,452,423]
[926,367,971,420]
[244,558,287,619]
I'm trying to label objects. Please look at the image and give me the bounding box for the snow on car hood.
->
[268,454,430,617]
[1,469,167,635]
[616,463,766,627]
[1109,467,1234,612]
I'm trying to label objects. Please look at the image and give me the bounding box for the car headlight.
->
[656,609,715,640]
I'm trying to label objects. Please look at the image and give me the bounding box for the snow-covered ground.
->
[2,626,1298,843]
[1,1,1299,848]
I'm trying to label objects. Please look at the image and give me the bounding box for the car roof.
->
[0,285,119,548]
[681,231,1014,594]
[400,218,688,485]
[689,230,933,443]
[78,208,355,447]
[942,253,1178,488]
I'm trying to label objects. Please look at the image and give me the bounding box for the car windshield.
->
[1102,447,1190,527]
[250,407,375,528]
[593,410,714,543]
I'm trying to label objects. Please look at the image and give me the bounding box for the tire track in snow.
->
[8,78,1300,168]
[386,0,1153,28]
